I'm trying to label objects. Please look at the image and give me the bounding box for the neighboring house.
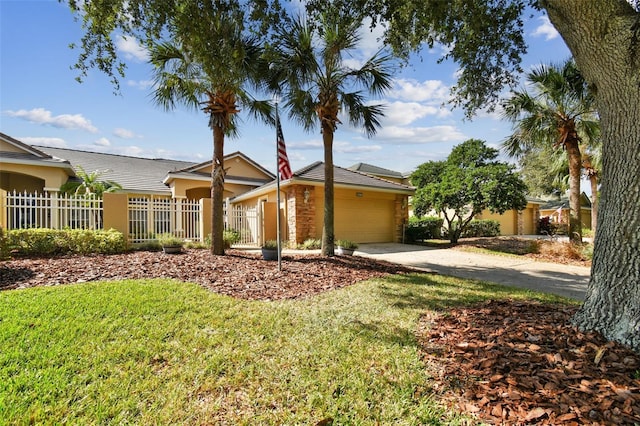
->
[232,162,414,244]
[475,197,548,236]
[539,193,592,230]
[1,132,413,244]
[348,162,410,185]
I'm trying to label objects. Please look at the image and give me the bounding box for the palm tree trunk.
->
[211,125,225,255]
[565,140,582,243]
[321,123,335,256]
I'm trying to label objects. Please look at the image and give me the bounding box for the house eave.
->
[230,177,415,203]
[0,156,76,174]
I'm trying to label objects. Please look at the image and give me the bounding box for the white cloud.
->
[531,16,559,41]
[288,140,323,150]
[375,125,466,144]
[382,101,451,126]
[115,35,149,61]
[113,128,142,139]
[94,137,111,147]
[18,137,67,148]
[357,17,386,57]
[5,108,98,133]
[335,141,382,153]
[127,79,154,90]
[389,79,450,103]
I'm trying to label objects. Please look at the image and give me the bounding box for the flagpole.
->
[275,104,282,271]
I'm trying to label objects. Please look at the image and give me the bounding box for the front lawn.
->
[0,275,560,424]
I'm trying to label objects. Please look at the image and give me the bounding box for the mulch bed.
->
[419,300,640,425]
[0,249,415,300]
[2,249,638,424]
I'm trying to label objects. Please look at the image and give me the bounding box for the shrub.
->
[335,239,358,249]
[538,216,552,235]
[461,220,501,238]
[299,238,321,250]
[0,227,9,260]
[223,229,241,248]
[6,228,127,256]
[262,240,279,250]
[405,217,443,242]
[157,233,185,247]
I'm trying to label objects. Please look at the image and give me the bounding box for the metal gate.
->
[224,204,261,246]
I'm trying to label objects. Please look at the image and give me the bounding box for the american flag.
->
[276,113,293,180]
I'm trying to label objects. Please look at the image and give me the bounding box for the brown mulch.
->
[419,300,640,425]
[0,249,416,300]
[453,237,593,267]
[2,246,638,424]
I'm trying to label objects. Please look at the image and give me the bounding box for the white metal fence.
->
[2,191,103,230]
[128,196,201,243]
[1,191,262,247]
[225,204,261,246]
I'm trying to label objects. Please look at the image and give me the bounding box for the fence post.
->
[0,189,6,230]
[199,198,212,243]
[103,193,129,236]
[49,190,60,229]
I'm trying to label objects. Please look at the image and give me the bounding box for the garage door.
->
[334,198,394,243]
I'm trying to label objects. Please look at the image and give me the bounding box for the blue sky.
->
[1,0,571,176]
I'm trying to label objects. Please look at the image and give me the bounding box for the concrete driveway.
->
[356,243,590,300]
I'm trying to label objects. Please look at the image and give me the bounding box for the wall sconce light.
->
[402,198,407,209]
[303,188,310,203]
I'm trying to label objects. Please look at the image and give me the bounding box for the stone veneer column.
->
[517,210,524,235]
[286,186,316,244]
[394,195,409,243]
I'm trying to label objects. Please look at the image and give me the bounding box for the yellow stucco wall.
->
[226,156,272,180]
[103,193,129,236]
[477,209,518,235]
[0,164,70,191]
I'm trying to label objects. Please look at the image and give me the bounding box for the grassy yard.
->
[0,274,567,424]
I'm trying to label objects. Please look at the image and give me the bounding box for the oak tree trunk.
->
[211,125,225,255]
[321,123,335,256]
[545,0,640,352]
[590,174,598,234]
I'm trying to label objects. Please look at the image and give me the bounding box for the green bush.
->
[6,228,127,256]
[0,227,9,260]
[223,229,241,248]
[299,238,321,250]
[335,239,358,249]
[405,217,443,242]
[460,220,501,238]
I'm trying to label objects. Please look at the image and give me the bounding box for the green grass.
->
[0,275,568,424]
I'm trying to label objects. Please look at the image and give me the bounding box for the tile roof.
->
[295,162,414,192]
[37,146,194,194]
[232,162,415,202]
[348,162,405,178]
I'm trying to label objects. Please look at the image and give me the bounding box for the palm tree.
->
[268,13,394,255]
[502,59,599,243]
[149,16,271,255]
[60,166,122,197]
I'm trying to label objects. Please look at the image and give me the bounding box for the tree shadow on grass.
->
[0,266,34,290]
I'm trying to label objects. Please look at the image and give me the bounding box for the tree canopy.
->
[65,0,640,351]
[410,139,527,243]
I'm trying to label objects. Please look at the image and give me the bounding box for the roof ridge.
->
[335,163,415,190]
[35,145,193,164]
